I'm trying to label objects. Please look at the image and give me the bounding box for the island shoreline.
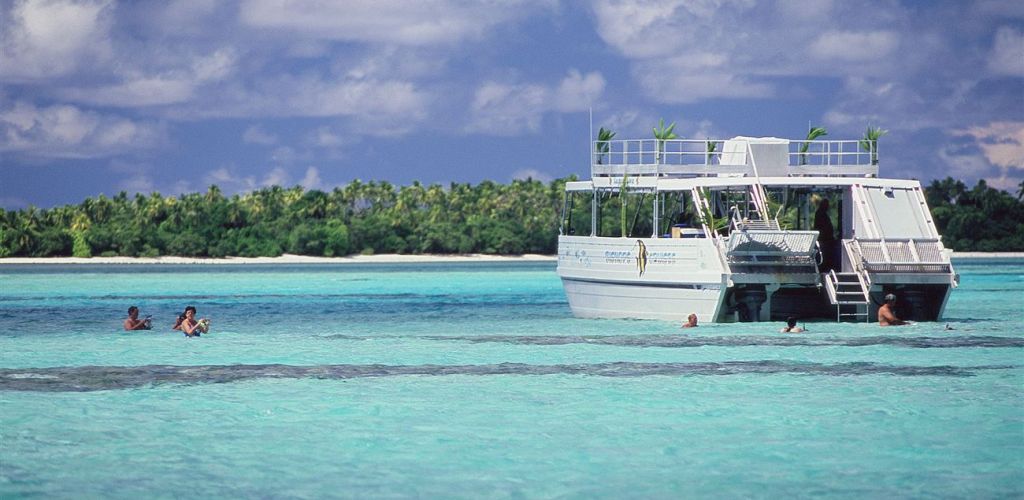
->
[0,252,1021,265]
[0,254,559,265]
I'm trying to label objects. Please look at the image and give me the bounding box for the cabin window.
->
[561,191,593,236]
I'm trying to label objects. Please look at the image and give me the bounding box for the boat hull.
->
[560,276,723,322]
[557,235,727,322]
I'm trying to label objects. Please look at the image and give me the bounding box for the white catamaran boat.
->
[556,134,958,323]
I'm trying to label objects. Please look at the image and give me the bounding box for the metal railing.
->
[593,139,733,167]
[789,140,874,167]
[847,238,951,273]
[591,138,878,178]
[724,230,820,268]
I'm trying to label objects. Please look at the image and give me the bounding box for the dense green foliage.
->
[1,177,1021,257]
[0,179,568,258]
[925,177,1024,251]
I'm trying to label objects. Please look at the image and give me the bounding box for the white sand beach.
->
[0,253,559,265]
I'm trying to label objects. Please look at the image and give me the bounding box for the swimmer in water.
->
[779,316,805,333]
[123,306,152,331]
[179,306,210,337]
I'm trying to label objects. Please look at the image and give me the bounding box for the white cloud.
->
[467,70,606,134]
[182,75,429,122]
[554,70,606,112]
[468,82,550,134]
[988,26,1024,77]
[239,0,551,46]
[311,127,345,148]
[204,166,256,194]
[261,166,290,186]
[58,49,238,108]
[936,146,994,181]
[953,121,1024,172]
[63,77,195,107]
[151,0,220,36]
[116,173,155,194]
[205,165,319,193]
[775,0,834,21]
[590,0,747,59]
[0,100,164,158]
[0,0,114,81]
[299,166,323,189]
[243,125,277,145]
[809,31,899,62]
[511,168,552,183]
[108,160,155,194]
[635,67,773,103]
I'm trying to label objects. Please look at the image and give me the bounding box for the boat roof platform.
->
[590,137,879,180]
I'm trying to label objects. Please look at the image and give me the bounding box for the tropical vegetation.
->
[652,119,678,163]
[0,180,567,258]
[860,125,888,165]
[799,126,828,165]
[0,178,1021,258]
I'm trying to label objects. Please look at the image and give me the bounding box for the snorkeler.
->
[124,306,152,331]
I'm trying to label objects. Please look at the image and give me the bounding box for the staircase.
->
[730,183,781,231]
[824,270,870,322]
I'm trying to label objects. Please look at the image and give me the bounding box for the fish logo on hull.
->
[635,240,648,277]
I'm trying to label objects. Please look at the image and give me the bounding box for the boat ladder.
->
[824,269,870,322]
[730,183,781,231]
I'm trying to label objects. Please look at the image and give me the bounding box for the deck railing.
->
[724,230,820,272]
[592,138,878,178]
[847,238,951,273]
[790,140,874,167]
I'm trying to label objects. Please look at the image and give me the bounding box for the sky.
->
[1,0,1022,209]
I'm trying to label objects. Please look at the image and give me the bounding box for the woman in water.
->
[179,306,210,337]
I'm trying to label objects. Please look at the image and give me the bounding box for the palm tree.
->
[70,212,91,257]
[652,119,678,164]
[595,127,615,165]
[799,126,828,165]
[860,125,888,165]
[705,138,717,165]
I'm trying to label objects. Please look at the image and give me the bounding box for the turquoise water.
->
[1,260,1021,498]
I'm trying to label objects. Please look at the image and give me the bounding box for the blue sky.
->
[1,0,1022,209]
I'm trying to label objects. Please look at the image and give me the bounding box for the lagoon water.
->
[1,260,1022,498]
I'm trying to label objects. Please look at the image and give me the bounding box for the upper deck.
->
[591,137,878,179]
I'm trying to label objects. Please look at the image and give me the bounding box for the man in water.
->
[681,313,698,328]
[123,306,152,331]
[779,317,805,333]
[878,293,908,326]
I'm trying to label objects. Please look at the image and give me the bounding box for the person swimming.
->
[780,317,805,333]
[681,313,698,328]
[878,294,908,326]
[123,306,152,331]
[179,306,210,337]
[172,313,186,332]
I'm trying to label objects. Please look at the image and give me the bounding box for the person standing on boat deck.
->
[814,198,836,272]
[878,294,908,326]
[123,306,152,331]
[681,313,698,328]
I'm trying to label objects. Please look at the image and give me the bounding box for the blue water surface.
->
[1,259,1021,498]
